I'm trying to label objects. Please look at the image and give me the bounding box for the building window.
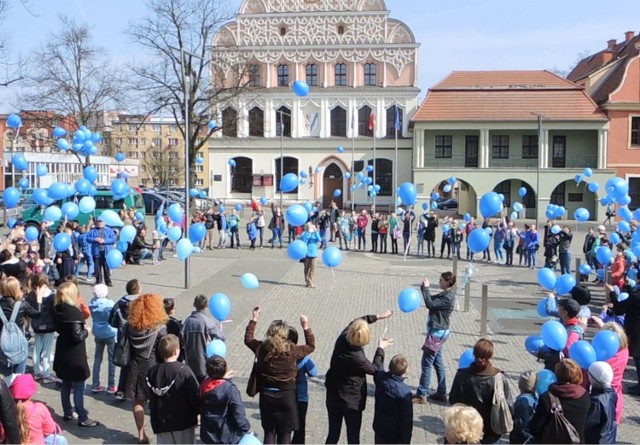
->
[249,107,264,137]
[194,178,204,186]
[230,157,253,193]
[630,177,640,209]
[139,138,146,146]
[141,165,147,172]
[169,152,178,159]
[551,182,566,206]
[552,135,566,168]
[632,117,640,146]
[151,124,160,132]
[494,181,511,207]
[367,159,393,196]
[330,106,347,137]
[141,151,146,159]
[275,157,299,193]
[364,63,376,86]
[115,138,122,146]
[277,64,289,87]
[152,138,161,147]
[280,27,287,36]
[169,125,177,132]
[222,107,238,137]
[128,137,137,145]
[435,135,453,158]
[522,135,538,159]
[195,165,203,172]
[385,106,403,138]
[306,64,318,87]
[248,65,261,87]
[491,135,509,159]
[465,135,479,167]
[568,193,583,202]
[358,106,373,137]
[128,151,138,159]
[337,25,345,35]
[276,106,291,137]
[127,124,136,131]
[334,63,347,86]
[167,138,178,145]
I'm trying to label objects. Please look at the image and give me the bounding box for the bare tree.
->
[549,50,593,79]
[143,142,183,189]
[0,0,28,87]
[127,0,251,184]
[18,15,124,129]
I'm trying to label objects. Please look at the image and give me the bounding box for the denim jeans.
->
[559,251,571,275]
[93,337,116,388]
[75,252,94,277]
[271,227,282,247]
[494,240,504,261]
[61,380,87,421]
[257,226,265,247]
[416,348,446,397]
[357,228,366,250]
[33,332,55,378]
[135,248,152,264]
[0,359,26,377]
[527,249,537,268]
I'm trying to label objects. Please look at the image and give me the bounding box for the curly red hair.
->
[128,293,168,331]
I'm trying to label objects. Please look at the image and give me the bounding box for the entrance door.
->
[323,163,343,208]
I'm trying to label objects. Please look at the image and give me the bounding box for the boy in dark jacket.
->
[147,334,200,444]
[164,297,185,362]
[200,355,252,444]
[585,362,617,444]
[509,370,537,444]
[289,327,318,444]
[372,354,413,444]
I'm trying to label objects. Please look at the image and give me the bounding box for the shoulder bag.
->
[246,344,261,397]
[113,323,131,368]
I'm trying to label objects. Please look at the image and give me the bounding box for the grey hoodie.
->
[182,311,225,381]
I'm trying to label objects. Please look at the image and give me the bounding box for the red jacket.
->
[610,254,625,285]
[357,215,368,229]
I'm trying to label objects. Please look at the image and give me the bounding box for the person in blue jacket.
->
[75,226,94,282]
[86,219,116,286]
[88,283,117,393]
[372,353,413,444]
[585,361,617,444]
[289,327,318,444]
[299,222,322,289]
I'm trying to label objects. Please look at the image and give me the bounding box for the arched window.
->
[330,106,347,137]
[276,106,291,137]
[385,106,403,138]
[364,63,376,86]
[221,107,238,137]
[248,65,261,87]
[367,158,393,196]
[334,63,347,86]
[358,106,373,137]
[248,107,264,137]
[277,64,289,87]
[306,64,318,86]
[230,157,253,193]
[275,156,299,193]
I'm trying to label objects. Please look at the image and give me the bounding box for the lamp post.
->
[277,108,293,210]
[533,113,548,230]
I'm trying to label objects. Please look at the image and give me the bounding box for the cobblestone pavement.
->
[28,221,640,444]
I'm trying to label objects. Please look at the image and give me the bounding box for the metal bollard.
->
[575,258,581,282]
[480,284,489,337]
[464,281,471,313]
[452,257,458,293]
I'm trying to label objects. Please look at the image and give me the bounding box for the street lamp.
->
[533,113,548,229]
[277,108,293,210]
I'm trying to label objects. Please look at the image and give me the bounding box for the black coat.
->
[0,380,19,444]
[26,291,55,333]
[611,286,640,357]
[325,315,383,411]
[424,217,438,242]
[585,388,617,444]
[449,363,512,444]
[200,378,252,444]
[53,302,90,381]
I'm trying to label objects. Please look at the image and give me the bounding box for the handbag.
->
[490,372,513,435]
[246,345,261,397]
[113,324,131,368]
[421,331,448,354]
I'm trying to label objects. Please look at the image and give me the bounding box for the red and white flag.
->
[368,113,375,131]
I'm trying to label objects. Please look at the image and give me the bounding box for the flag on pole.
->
[368,113,375,131]
[394,108,401,131]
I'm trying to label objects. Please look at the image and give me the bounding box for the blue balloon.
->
[61,202,79,220]
[535,369,557,395]
[111,178,129,197]
[443,184,452,193]
[32,189,52,206]
[105,249,122,270]
[609,232,621,245]
[16,177,28,190]
[74,178,91,195]
[421,203,428,211]
[116,240,128,253]
[83,166,97,183]
[302,201,313,212]
[195,156,204,164]
[398,182,417,206]
[584,167,593,177]
[11,154,27,171]
[292,80,310,97]
[187,188,197,198]
[575,174,582,184]
[574,208,589,222]
[114,152,125,162]
[464,213,471,222]
[168,204,183,224]
[525,335,545,355]
[240,273,259,289]
[541,320,568,351]
[35,164,48,177]
[78,196,96,213]
[588,182,599,193]
[167,226,182,242]
[189,223,206,243]
[467,228,490,253]
[286,204,308,227]
[596,268,605,280]
[235,204,242,212]
[618,221,630,233]
[239,434,262,445]
[53,233,71,251]
[366,165,374,172]
[458,349,474,369]
[356,172,364,180]
[6,114,21,129]
[218,205,225,213]
[592,330,620,361]
[568,340,596,369]
[207,120,216,130]
[287,240,308,261]
[44,205,62,222]
[605,177,628,199]
[537,268,557,290]
[442,224,450,233]
[337,146,344,154]
[56,138,69,150]
[479,192,503,218]
[299,170,307,179]
[24,226,38,243]
[208,293,231,321]
[344,172,351,179]
[120,225,136,243]
[333,189,342,198]
[259,197,267,206]
[47,183,66,200]
[513,202,523,212]
[578,264,592,275]
[545,208,556,219]
[617,194,632,206]
[205,339,227,358]
[618,206,633,222]
[518,187,527,197]
[228,159,236,167]
[596,246,612,265]
[280,173,299,193]
[555,274,576,295]
[551,225,561,235]
[398,288,421,313]
[554,206,566,218]
[322,247,342,268]
[2,187,19,209]
[629,268,638,280]
[176,238,193,260]
[98,209,124,227]
[537,298,550,318]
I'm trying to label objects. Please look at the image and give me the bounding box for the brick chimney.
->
[607,39,617,49]
[625,31,635,42]
[601,49,614,64]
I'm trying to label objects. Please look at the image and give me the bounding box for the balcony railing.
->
[423,154,598,169]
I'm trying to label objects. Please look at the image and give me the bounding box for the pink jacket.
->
[606,347,629,424]
[22,400,59,444]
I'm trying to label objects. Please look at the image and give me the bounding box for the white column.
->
[597,129,608,169]
[541,129,549,168]
[382,62,387,87]
[479,129,490,168]
[347,99,356,139]
[238,99,248,137]
[265,63,271,88]
[376,100,384,139]
[320,99,329,138]
[414,129,424,168]
[291,99,300,138]
[265,99,274,138]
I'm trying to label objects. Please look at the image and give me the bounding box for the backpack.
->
[490,372,513,435]
[0,301,29,366]
[539,392,581,444]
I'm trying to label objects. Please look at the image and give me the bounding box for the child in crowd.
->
[200,356,253,444]
[163,298,185,362]
[26,273,58,384]
[289,327,317,444]
[147,334,200,445]
[509,370,537,444]
[10,374,68,445]
[372,353,413,444]
[247,217,257,251]
[89,284,117,393]
[539,298,583,370]
[585,361,617,444]
[152,230,161,265]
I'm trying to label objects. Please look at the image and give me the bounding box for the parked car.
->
[156,190,185,202]
[436,198,458,210]
[0,200,23,227]
[142,191,175,215]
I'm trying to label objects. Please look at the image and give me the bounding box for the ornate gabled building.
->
[209,0,420,208]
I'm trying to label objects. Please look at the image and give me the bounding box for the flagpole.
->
[351,105,356,213]
[394,120,398,207]
[372,115,376,211]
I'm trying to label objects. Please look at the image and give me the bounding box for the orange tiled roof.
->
[413,70,607,122]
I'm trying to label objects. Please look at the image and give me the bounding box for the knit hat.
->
[93,283,109,299]
[598,225,606,233]
[9,374,36,400]
[518,370,536,394]
[558,298,581,318]
[588,361,614,388]
[570,285,592,306]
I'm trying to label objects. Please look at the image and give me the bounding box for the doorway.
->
[323,163,343,208]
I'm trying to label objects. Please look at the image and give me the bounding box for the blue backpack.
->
[0,301,28,366]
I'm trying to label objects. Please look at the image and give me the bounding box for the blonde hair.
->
[264,320,291,360]
[443,404,484,444]
[0,277,22,300]
[346,319,370,347]
[15,400,30,445]
[54,282,79,307]
[603,322,628,351]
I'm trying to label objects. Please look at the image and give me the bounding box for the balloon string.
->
[331,266,335,278]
